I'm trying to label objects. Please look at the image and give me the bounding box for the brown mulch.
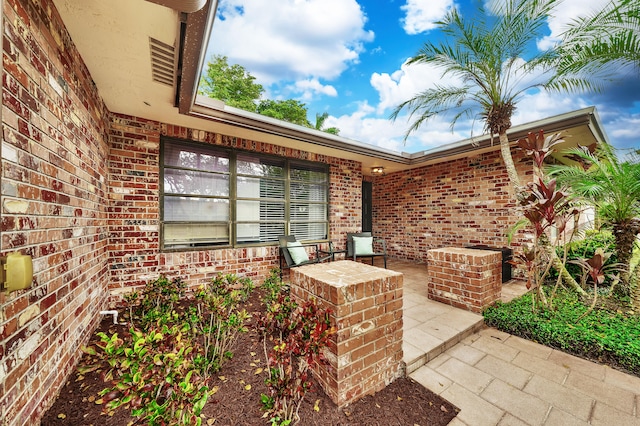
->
[41,292,458,425]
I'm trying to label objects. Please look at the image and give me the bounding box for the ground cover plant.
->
[42,271,458,425]
[484,290,640,376]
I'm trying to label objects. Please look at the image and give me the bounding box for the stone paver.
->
[544,408,590,426]
[590,402,639,426]
[475,354,531,389]
[523,375,593,421]
[481,379,551,425]
[441,383,506,426]
[388,259,640,426]
[564,370,636,414]
[437,357,494,394]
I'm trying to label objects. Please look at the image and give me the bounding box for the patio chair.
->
[346,232,387,268]
[278,235,331,277]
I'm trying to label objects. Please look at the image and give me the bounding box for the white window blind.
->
[161,139,329,249]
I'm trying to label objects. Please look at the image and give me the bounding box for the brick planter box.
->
[290,260,404,407]
[427,247,502,313]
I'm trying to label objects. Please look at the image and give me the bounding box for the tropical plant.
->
[570,248,623,319]
[82,323,211,426]
[548,145,640,299]
[135,275,186,329]
[390,0,598,292]
[553,230,618,283]
[390,0,587,195]
[192,273,254,374]
[257,273,334,425]
[554,0,640,83]
[509,130,585,309]
[314,112,340,135]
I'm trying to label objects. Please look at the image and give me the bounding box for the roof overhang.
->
[54,0,610,176]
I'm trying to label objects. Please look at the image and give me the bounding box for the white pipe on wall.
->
[100,310,119,324]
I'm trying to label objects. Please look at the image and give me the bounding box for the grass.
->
[483,290,640,376]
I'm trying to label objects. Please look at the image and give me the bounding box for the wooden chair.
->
[278,235,331,277]
[346,232,387,268]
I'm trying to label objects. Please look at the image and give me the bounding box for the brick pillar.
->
[290,260,403,407]
[427,247,501,313]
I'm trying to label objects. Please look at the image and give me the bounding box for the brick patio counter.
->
[290,260,404,407]
[427,246,502,313]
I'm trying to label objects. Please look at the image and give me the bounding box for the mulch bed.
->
[41,291,458,425]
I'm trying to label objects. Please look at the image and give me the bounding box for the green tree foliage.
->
[199,56,340,135]
[198,55,264,111]
[257,99,311,127]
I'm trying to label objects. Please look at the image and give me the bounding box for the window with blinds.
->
[161,138,329,249]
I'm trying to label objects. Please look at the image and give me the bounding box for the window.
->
[161,138,329,249]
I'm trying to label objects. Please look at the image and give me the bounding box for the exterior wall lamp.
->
[371,166,385,176]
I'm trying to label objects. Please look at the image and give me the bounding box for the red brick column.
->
[427,247,501,313]
[290,261,403,407]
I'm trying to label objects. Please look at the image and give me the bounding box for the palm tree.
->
[390,0,584,195]
[390,0,595,293]
[314,112,340,135]
[548,145,640,299]
[554,0,640,82]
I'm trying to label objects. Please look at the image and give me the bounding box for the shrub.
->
[127,275,187,329]
[81,323,211,426]
[552,230,617,285]
[257,272,335,425]
[192,273,254,374]
[483,291,640,375]
[84,273,255,424]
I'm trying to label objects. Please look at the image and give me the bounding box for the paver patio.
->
[382,259,640,426]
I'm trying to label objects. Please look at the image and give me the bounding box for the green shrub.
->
[553,230,617,284]
[483,291,640,375]
[82,323,211,426]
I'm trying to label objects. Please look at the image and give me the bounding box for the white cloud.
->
[510,91,588,125]
[400,0,455,34]
[208,0,374,85]
[370,60,463,114]
[329,100,469,153]
[602,113,640,150]
[285,79,338,101]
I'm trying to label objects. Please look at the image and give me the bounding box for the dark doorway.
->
[362,181,372,232]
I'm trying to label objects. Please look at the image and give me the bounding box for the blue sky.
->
[204,0,639,154]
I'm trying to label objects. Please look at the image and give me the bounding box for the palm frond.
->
[392,0,572,140]
[557,0,640,77]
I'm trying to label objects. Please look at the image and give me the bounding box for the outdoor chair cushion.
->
[353,236,374,255]
[287,241,309,265]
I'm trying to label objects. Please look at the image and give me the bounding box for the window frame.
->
[160,137,330,251]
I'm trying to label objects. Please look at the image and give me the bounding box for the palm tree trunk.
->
[630,261,640,311]
[498,131,586,296]
[612,219,640,298]
[498,131,522,198]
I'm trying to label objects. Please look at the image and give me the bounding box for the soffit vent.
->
[150,37,176,87]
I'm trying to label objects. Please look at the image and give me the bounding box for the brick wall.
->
[107,113,362,300]
[372,150,532,261]
[1,0,111,424]
[290,260,404,407]
[0,0,535,423]
[427,247,502,313]
[0,1,363,423]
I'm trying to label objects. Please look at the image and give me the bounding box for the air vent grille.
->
[150,37,176,86]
